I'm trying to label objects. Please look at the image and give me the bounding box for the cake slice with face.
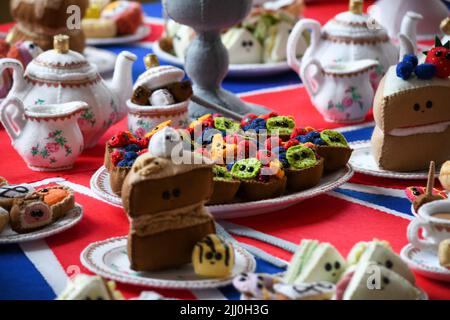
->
[371,63,450,171]
[222,28,263,64]
[9,194,53,233]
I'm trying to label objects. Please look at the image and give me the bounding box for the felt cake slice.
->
[57,274,124,300]
[9,194,53,233]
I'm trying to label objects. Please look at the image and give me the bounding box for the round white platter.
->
[0,204,83,244]
[349,142,434,180]
[152,41,292,78]
[86,25,151,46]
[401,244,450,282]
[80,236,256,289]
[84,47,117,75]
[90,164,354,219]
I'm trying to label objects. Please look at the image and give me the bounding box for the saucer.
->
[401,244,450,282]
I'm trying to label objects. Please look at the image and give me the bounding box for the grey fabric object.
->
[164,0,270,117]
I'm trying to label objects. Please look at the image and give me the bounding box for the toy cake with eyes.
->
[371,38,450,172]
[121,127,216,272]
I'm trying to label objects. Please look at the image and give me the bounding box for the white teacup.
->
[407,200,450,250]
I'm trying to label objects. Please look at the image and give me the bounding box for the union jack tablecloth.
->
[1,1,449,300]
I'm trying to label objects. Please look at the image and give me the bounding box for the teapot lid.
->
[322,0,390,43]
[25,35,99,83]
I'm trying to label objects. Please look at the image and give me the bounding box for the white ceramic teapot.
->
[287,0,421,89]
[300,59,378,123]
[1,97,88,171]
[0,35,137,148]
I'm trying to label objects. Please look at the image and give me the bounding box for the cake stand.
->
[163,0,270,118]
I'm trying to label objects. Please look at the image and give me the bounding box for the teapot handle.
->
[300,58,324,99]
[0,97,25,141]
[287,19,321,74]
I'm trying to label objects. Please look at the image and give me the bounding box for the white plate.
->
[80,236,256,289]
[86,25,151,46]
[90,165,354,219]
[84,47,117,75]
[401,244,450,282]
[349,142,433,180]
[0,204,83,244]
[152,41,292,78]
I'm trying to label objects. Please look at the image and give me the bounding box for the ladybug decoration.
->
[423,36,450,79]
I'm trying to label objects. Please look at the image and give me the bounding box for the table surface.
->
[1,0,450,300]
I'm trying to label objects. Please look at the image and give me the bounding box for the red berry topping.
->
[137,149,148,156]
[264,137,283,151]
[111,149,125,166]
[291,127,307,139]
[237,140,257,158]
[424,37,450,79]
[241,113,257,127]
[136,137,149,149]
[283,139,299,150]
[108,131,136,148]
[259,112,279,120]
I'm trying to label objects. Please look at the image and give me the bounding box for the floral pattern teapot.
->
[0,35,137,148]
[287,0,421,89]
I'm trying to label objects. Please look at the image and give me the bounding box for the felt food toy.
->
[121,127,216,272]
[335,261,421,300]
[315,130,352,172]
[233,273,279,300]
[104,130,149,196]
[192,234,234,278]
[241,113,295,141]
[57,274,124,300]
[35,186,75,220]
[284,239,346,285]
[222,28,263,64]
[208,165,240,205]
[274,281,336,300]
[0,177,8,187]
[371,50,450,172]
[231,158,287,201]
[439,161,450,192]
[214,117,241,134]
[0,207,9,233]
[405,186,447,203]
[284,144,324,191]
[0,184,35,211]
[101,1,143,35]
[9,194,53,233]
[266,116,296,140]
[424,37,450,79]
[82,18,117,38]
[439,239,450,269]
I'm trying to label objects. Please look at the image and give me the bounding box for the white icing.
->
[263,0,295,11]
[222,28,263,64]
[57,275,112,300]
[134,65,184,91]
[274,281,335,300]
[0,184,34,199]
[148,127,182,159]
[383,66,450,97]
[389,121,450,137]
[149,89,175,106]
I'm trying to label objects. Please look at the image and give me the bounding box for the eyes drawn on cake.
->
[234,273,267,293]
[161,188,181,200]
[369,275,391,291]
[195,235,232,266]
[324,260,342,278]
[23,202,51,226]
[214,117,240,133]
[412,100,433,113]
[231,158,262,180]
[241,40,254,52]
[286,145,316,169]
[320,130,348,148]
[266,116,295,135]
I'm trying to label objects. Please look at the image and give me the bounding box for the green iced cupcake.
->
[285,145,324,192]
[266,116,295,138]
[231,158,262,180]
[214,117,241,133]
[317,130,352,172]
[286,145,317,170]
[209,165,240,205]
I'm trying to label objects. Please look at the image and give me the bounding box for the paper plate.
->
[401,244,450,282]
[152,41,292,78]
[349,142,434,180]
[0,204,83,244]
[90,164,354,219]
[86,25,151,46]
[84,47,117,75]
[81,236,256,289]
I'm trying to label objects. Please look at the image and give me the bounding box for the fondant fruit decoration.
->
[231,158,261,180]
[286,145,317,169]
[320,130,348,147]
[424,37,450,79]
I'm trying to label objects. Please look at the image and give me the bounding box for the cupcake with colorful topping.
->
[241,112,296,142]
[209,165,241,205]
[231,158,286,201]
[293,129,352,172]
[284,144,324,191]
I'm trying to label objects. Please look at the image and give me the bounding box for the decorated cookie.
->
[9,193,52,233]
[0,184,35,210]
[35,186,75,220]
[214,117,241,133]
[57,274,124,300]
[274,281,336,300]
[192,234,234,278]
[266,116,295,137]
[233,273,279,300]
[0,207,9,233]
[439,239,450,269]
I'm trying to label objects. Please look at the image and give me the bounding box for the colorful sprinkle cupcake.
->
[231,158,286,201]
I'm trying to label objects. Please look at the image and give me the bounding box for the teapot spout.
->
[398,11,423,59]
[109,51,137,123]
